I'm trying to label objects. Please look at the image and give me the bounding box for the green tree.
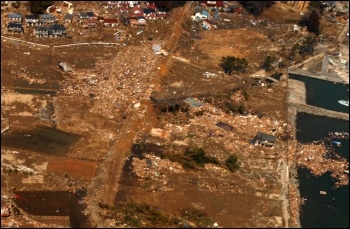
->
[220,56,248,75]
[306,10,320,35]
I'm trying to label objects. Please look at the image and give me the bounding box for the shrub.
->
[225,154,240,172]
[162,147,220,170]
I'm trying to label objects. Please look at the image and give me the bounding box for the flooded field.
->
[1,126,81,156]
[13,191,91,228]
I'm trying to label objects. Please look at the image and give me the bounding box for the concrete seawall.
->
[289,103,349,121]
[289,69,347,84]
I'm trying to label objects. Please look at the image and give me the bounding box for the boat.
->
[338,100,349,106]
[331,141,341,147]
[320,191,327,195]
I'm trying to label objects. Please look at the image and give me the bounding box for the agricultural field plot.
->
[1,42,61,90]
[1,126,81,156]
[1,91,53,129]
[2,1,346,228]
[46,157,97,181]
[13,191,90,228]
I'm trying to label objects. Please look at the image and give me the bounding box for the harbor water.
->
[291,74,349,228]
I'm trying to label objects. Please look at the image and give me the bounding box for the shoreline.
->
[287,74,349,228]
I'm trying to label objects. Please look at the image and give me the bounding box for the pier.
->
[290,103,349,121]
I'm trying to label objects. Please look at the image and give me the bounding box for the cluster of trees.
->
[29,1,53,16]
[299,10,321,35]
[220,56,248,75]
[238,1,275,16]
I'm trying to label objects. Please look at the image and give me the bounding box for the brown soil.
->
[196,29,274,67]
[46,157,97,181]
[2,1,346,228]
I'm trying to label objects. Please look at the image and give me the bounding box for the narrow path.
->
[84,2,194,227]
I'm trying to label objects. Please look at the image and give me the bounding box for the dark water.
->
[289,74,349,114]
[13,190,91,228]
[292,74,349,228]
[1,126,81,156]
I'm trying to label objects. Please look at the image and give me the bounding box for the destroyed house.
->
[255,132,276,147]
[129,18,146,26]
[216,121,235,131]
[58,62,73,72]
[202,19,217,30]
[184,97,203,109]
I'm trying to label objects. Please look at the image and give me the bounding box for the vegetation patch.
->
[225,154,240,172]
[161,147,220,170]
[98,201,214,228]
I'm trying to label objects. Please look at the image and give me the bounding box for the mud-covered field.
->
[1,1,346,228]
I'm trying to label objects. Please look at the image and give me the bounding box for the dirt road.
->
[85,2,194,227]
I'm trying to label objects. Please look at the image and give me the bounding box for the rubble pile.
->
[189,102,286,137]
[17,71,47,84]
[230,90,247,103]
[58,44,159,119]
[288,183,301,228]
[295,142,349,187]
[132,154,185,179]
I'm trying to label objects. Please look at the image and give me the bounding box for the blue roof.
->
[201,10,209,16]
[8,23,23,28]
[184,97,204,108]
[8,13,22,18]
